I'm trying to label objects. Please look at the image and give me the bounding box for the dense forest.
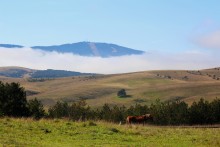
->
[0,68,94,78]
[0,69,29,78]
[31,69,93,78]
[0,81,220,125]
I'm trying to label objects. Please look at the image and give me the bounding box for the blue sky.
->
[1,0,220,53]
[1,0,220,73]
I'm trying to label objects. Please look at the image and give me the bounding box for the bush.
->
[88,121,97,126]
[210,99,220,123]
[28,98,45,119]
[110,128,120,133]
[0,110,3,117]
[48,100,93,121]
[117,89,126,97]
[48,101,69,118]
[150,99,189,125]
[189,99,212,124]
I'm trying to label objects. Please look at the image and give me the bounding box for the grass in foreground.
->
[0,118,220,146]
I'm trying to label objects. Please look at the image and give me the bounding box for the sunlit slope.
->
[1,68,220,107]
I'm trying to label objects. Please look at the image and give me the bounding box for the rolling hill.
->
[1,66,220,108]
[0,66,34,78]
[0,67,95,79]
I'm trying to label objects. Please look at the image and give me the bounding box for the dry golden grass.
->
[1,68,220,107]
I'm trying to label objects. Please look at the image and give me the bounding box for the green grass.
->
[0,118,220,146]
[124,77,173,87]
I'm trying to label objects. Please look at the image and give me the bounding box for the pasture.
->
[1,68,220,108]
[0,118,220,146]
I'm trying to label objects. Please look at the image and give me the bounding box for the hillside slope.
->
[0,66,34,78]
[1,67,220,107]
[0,67,95,79]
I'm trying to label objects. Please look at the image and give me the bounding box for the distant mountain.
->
[32,42,145,57]
[0,44,23,48]
[0,42,145,57]
[0,67,95,78]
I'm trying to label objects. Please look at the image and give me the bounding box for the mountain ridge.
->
[0,42,145,57]
[0,44,23,48]
[0,66,95,78]
[32,42,145,57]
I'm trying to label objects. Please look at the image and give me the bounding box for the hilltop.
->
[0,42,145,57]
[0,66,95,79]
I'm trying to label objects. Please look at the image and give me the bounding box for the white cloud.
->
[194,30,220,49]
[191,19,220,49]
[0,47,220,74]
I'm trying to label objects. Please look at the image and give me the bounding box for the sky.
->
[0,0,220,73]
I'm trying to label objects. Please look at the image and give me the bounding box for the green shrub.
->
[28,98,45,119]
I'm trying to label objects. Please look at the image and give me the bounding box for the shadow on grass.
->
[118,95,132,98]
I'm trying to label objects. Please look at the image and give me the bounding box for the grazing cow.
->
[126,114,153,125]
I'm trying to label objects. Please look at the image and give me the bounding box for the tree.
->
[189,98,212,124]
[28,98,45,119]
[111,105,127,122]
[150,99,168,125]
[0,82,5,116]
[0,82,29,117]
[68,100,91,121]
[99,104,112,121]
[210,98,220,123]
[117,89,127,97]
[165,100,189,125]
[48,101,69,118]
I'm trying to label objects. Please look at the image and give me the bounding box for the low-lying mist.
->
[0,47,219,74]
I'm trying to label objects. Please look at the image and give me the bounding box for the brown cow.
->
[126,114,153,125]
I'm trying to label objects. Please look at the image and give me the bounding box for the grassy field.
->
[0,118,220,146]
[1,67,220,107]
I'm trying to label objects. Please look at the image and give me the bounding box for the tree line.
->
[0,82,45,119]
[1,81,220,125]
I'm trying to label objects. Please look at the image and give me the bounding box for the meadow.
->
[1,68,220,108]
[0,118,220,146]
